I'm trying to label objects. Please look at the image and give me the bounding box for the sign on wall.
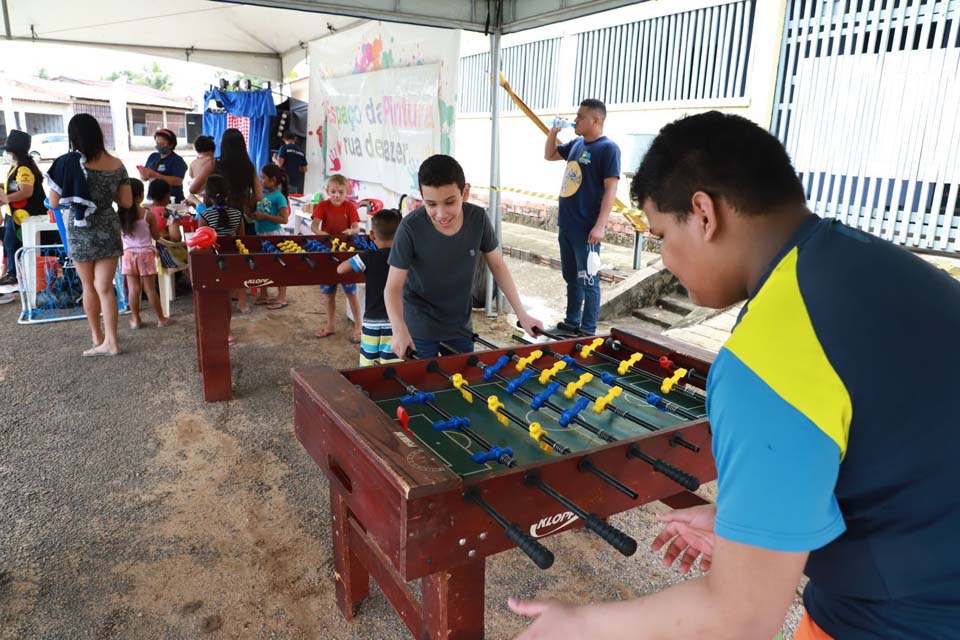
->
[321,65,441,195]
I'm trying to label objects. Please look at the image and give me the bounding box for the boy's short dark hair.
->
[630,111,807,220]
[283,132,296,141]
[418,154,466,192]
[147,178,171,202]
[580,99,607,120]
[371,209,401,241]
[194,135,216,153]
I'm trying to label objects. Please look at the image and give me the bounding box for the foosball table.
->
[293,328,717,639]
[190,233,375,401]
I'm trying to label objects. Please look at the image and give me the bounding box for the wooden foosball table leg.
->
[422,558,486,640]
[195,288,232,401]
[330,489,370,619]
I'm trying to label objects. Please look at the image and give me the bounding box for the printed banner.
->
[321,64,441,194]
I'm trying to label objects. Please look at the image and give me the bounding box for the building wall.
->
[456,0,787,205]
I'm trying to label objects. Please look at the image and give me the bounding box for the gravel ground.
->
[0,275,802,639]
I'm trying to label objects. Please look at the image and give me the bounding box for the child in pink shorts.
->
[118,178,172,329]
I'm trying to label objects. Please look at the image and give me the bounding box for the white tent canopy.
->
[1,0,643,79]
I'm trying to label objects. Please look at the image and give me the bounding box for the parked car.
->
[29,133,70,161]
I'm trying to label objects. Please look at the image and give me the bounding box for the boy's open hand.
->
[508,598,586,640]
[651,503,717,574]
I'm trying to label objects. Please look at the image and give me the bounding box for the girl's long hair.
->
[118,178,145,235]
[67,113,107,160]
[218,129,256,212]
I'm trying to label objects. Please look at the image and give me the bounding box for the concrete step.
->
[631,305,687,329]
[655,292,697,316]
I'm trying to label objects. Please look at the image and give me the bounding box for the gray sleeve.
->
[479,209,498,253]
[388,217,414,269]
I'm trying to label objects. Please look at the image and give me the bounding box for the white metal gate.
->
[772,0,960,251]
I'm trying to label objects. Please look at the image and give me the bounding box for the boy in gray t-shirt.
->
[386,154,542,358]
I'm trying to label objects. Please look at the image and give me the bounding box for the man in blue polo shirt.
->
[275,132,307,194]
[511,111,960,640]
[544,99,620,336]
[140,128,187,202]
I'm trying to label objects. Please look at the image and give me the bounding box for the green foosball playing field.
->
[376,358,707,479]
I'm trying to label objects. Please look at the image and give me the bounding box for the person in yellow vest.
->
[0,130,47,296]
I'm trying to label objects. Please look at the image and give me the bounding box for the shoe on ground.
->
[0,292,15,304]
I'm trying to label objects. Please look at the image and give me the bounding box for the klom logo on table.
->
[242,278,275,288]
[529,510,579,538]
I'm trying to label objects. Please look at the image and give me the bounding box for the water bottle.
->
[551,117,574,129]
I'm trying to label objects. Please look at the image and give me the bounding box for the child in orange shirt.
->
[310,174,361,342]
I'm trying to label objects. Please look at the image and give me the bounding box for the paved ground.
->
[0,266,808,639]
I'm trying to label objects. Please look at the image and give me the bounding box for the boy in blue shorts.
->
[337,208,402,366]
[508,111,960,640]
[385,154,542,358]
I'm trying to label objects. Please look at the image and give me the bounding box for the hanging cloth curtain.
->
[202,88,277,171]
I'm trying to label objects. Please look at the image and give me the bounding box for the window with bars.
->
[458,38,561,113]
[72,103,115,150]
[573,1,756,105]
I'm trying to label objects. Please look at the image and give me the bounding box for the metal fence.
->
[573,0,756,105]
[772,0,960,250]
[457,1,757,113]
[458,38,561,113]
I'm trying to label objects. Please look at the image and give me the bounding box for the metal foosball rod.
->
[606,337,709,385]
[454,350,699,493]
[463,488,555,570]
[424,360,572,456]
[529,341,701,421]
[488,336,700,452]
[383,367,516,468]
[523,471,638,557]
[454,351,639,499]
[521,324,705,401]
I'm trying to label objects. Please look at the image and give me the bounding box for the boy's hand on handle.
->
[391,330,413,362]
[517,312,543,339]
[651,504,717,574]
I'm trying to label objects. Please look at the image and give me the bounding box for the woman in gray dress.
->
[49,114,131,356]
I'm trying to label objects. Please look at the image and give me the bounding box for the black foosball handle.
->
[584,513,637,557]
[504,523,555,570]
[629,444,701,491]
[245,256,257,271]
[302,255,317,269]
[216,256,226,272]
[464,489,554,570]
[653,458,701,491]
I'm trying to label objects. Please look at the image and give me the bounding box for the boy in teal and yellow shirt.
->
[509,112,960,640]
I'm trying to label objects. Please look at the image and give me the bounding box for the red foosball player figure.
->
[509,112,960,640]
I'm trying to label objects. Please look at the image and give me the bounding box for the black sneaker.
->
[0,274,17,286]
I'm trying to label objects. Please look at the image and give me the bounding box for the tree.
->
[104,63,172,91]
[36,68,49,80]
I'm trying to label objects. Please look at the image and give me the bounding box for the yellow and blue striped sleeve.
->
[709,348,846,552]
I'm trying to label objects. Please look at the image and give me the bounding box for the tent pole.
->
[485,28,502,317]
[1,0,11,40]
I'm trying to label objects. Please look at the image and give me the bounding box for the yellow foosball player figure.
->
[508,112,960,639]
